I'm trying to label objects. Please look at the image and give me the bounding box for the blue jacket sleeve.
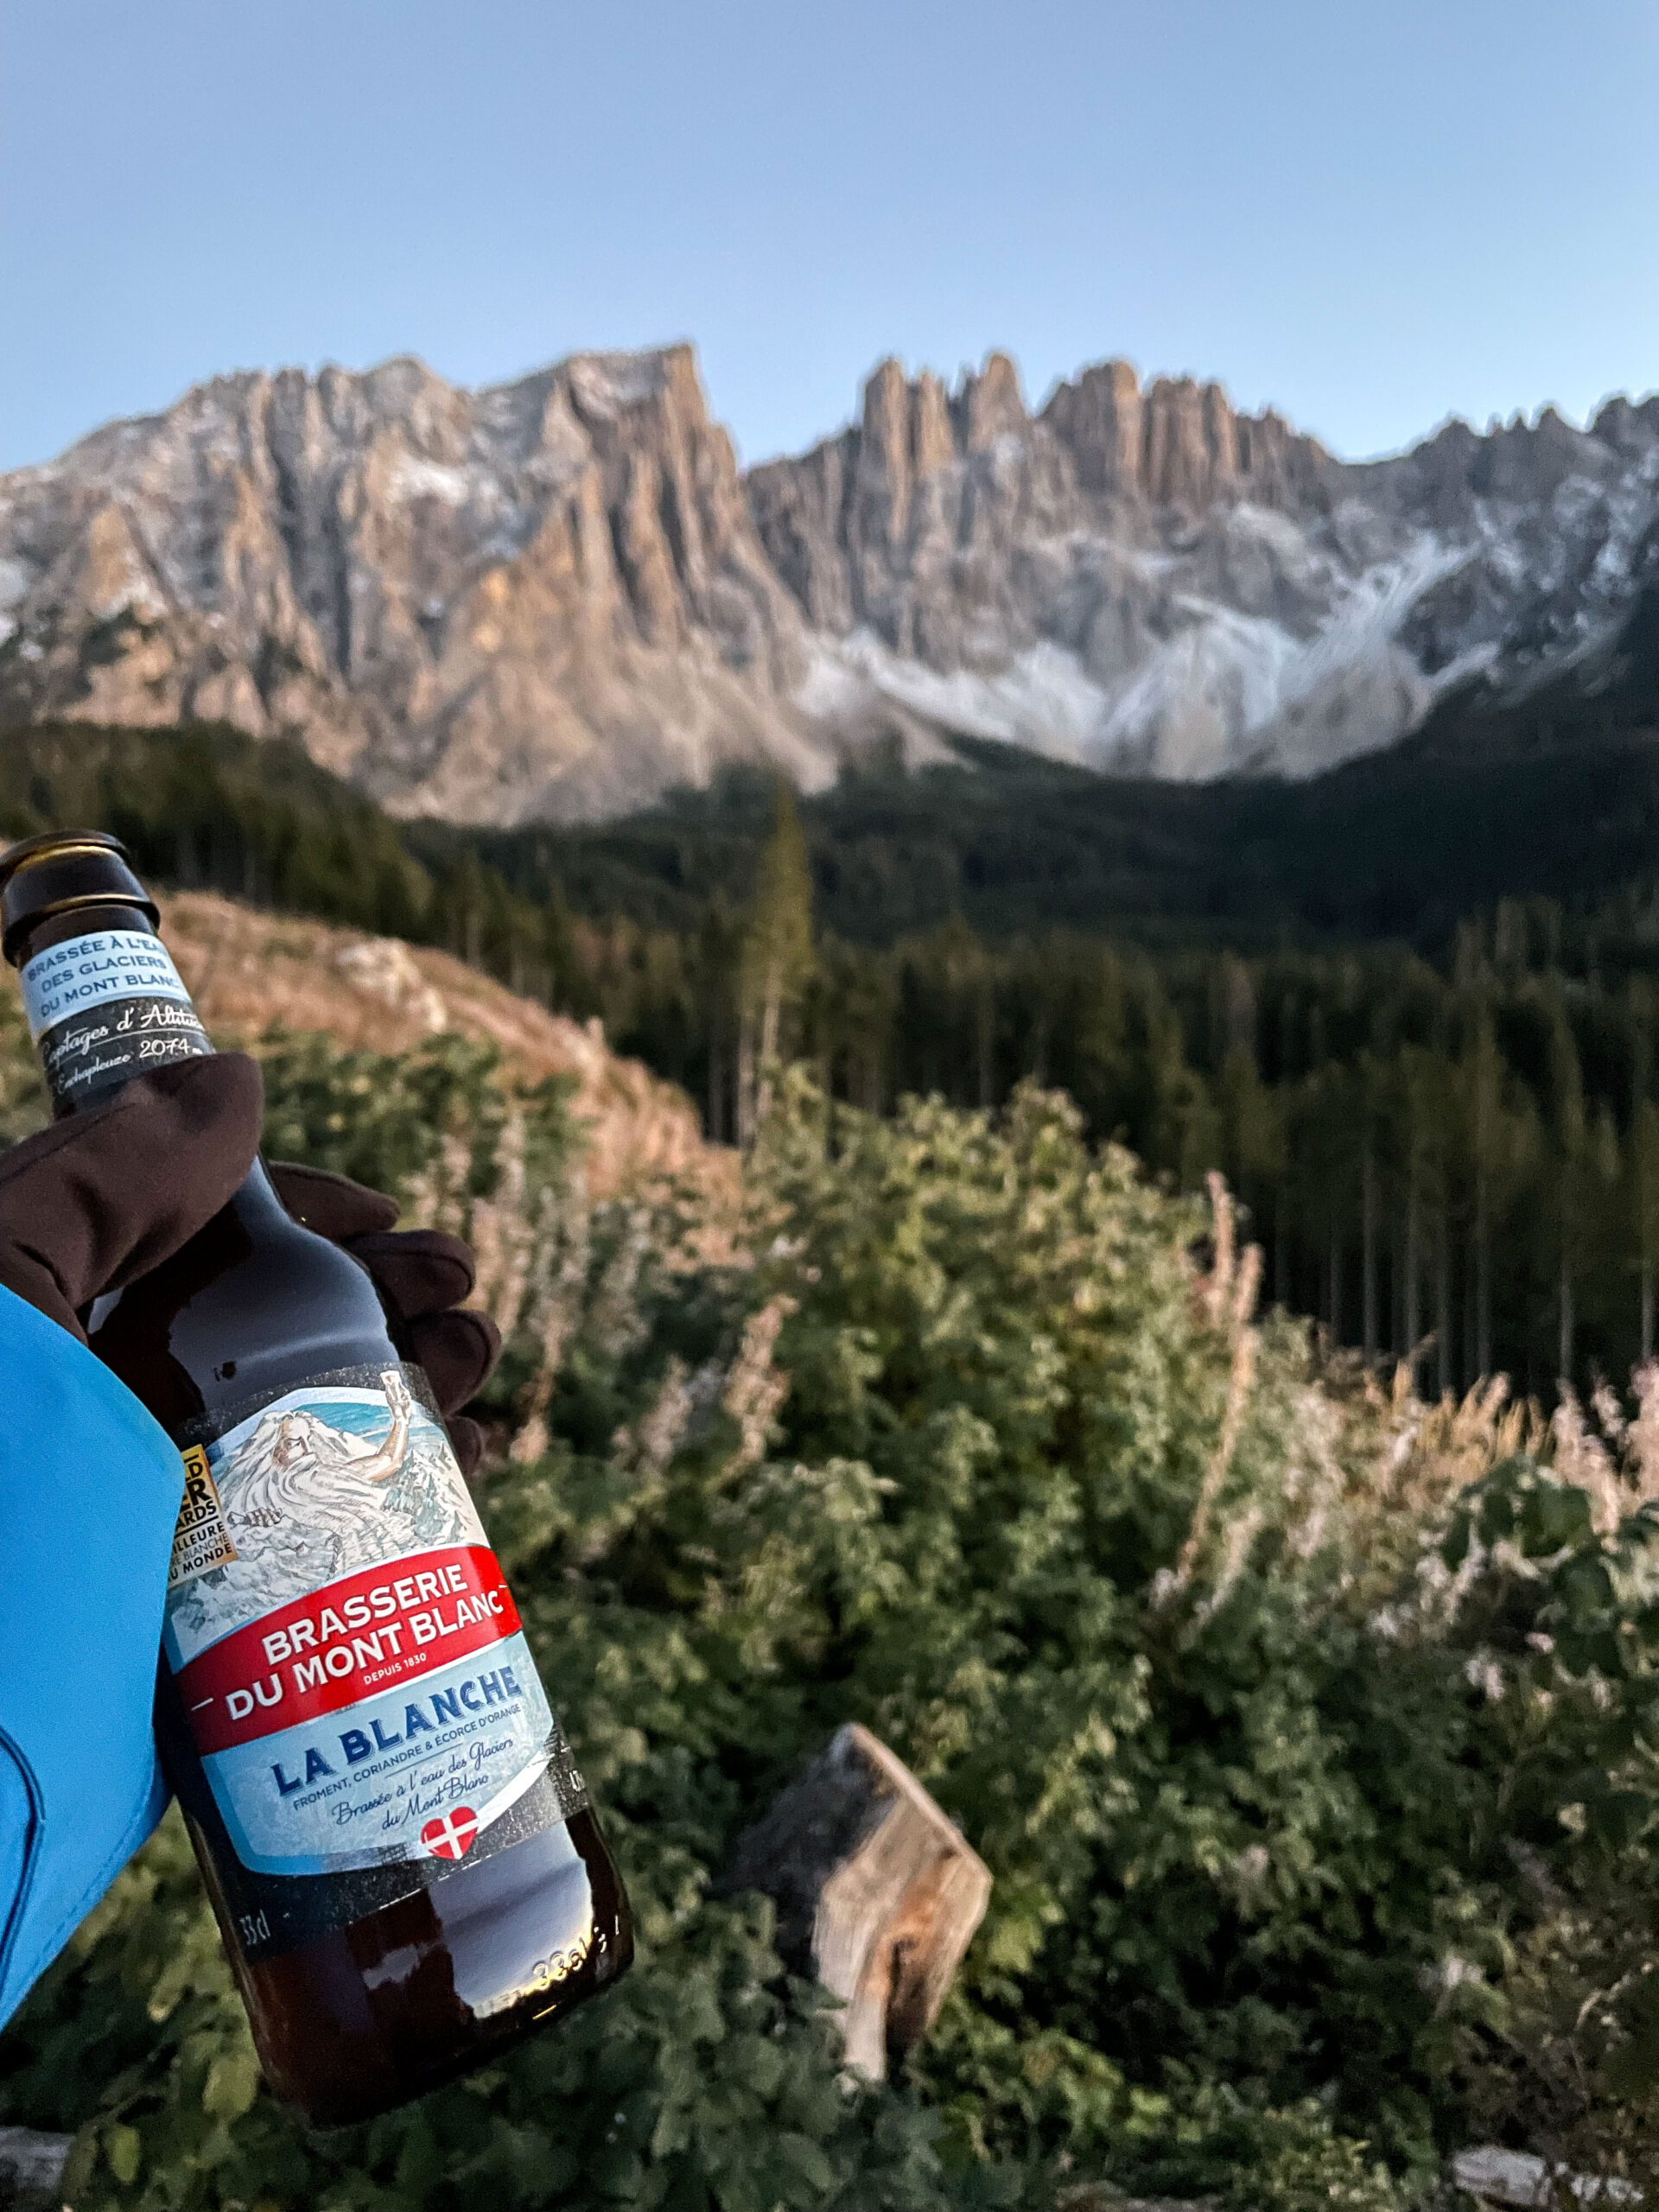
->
[0,1283,181,2026]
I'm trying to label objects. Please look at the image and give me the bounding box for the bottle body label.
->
[162,1364,586,1952]
[18,927,211,1104]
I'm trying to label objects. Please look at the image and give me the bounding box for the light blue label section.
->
[204,1631,555,1876]
[20,928,193,1039]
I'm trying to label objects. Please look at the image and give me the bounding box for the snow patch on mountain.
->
[389,454,477,505]
[801,533,1483,782]
[801,632,1113,761]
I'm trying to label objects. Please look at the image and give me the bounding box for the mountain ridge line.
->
[4,339,1658,823]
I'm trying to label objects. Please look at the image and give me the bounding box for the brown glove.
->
[265,1160,500,1477]
[0,1056,500,1476]
[0,1056,264,1339]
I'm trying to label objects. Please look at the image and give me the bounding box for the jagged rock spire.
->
[3,342,1656,815]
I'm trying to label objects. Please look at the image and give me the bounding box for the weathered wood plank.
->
[1452,2145,1638,2209]
[0,2126,72,2208]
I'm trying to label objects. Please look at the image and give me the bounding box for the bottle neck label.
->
[18,927,212,1107]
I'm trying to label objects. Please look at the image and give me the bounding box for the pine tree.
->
[697,894,744,1142]
[1357,1051,1385,1361]
[736,783,816,1144]
[1464,1015,1504,1382]
[1630,986,1659,1366]
[442,849,490,968]
[1548,1007,1588,1386]
[1218,1039,1285,1295]
[1633,1100,1659,1367]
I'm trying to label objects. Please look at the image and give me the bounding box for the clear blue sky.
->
[3,0,1656,475]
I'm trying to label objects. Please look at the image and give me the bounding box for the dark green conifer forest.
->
[6,690,1659,1400]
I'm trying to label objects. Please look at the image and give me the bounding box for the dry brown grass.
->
[0,889,733,1206]
[1174,1175,1659,1631]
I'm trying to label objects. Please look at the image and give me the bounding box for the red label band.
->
[175,1545,523,1753]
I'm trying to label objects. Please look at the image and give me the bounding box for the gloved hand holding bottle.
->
[0,1053,505,2032]
[1,832,630,2125]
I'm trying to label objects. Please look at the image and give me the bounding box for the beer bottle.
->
[0,831,632,2125]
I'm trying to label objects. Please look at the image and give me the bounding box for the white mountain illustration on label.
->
[167,1372,486,1668]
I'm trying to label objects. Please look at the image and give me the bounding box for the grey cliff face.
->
[751,355,1659,786]
[0,346,821,823]
[3,342,1659,823]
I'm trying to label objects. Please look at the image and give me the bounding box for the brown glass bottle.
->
[0,832,632,2126]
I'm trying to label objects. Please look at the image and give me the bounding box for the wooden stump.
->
[721,1722,991,2081]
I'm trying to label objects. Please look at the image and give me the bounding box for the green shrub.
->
[9,1054,1659,2209]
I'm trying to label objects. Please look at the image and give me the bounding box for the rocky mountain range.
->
[3,341,1657,823]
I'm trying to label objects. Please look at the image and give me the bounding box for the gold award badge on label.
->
[168,1445,239,1588]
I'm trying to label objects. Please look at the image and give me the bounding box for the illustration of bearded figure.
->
[168,1370,488,1661]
